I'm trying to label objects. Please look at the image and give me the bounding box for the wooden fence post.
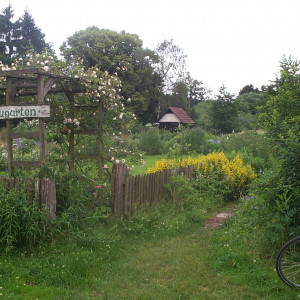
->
[40,178,56,219]
[111,163,127,217]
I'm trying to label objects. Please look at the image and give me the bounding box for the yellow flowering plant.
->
[147,152,256,200]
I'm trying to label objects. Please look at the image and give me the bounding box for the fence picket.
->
[0,176,56,218]
[111,163,195,216]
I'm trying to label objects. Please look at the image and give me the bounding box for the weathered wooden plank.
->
[133,176,139,210]
[150,173,154,206]
[44,78,54,97]
[111,163,127,216]
[6,77,13,172]
[41,178,56,219]
[27,177,35,203]
[124,177,130,214]
[9,177,15,189]
[11,132,39,139]
[11,161,40,167]
[97,101,103,181]
[144,174,149,208]
[0,68,40,77]
[128,176,133,214]
[73,129,97,135]
[141,175,145,208]
[0,105,50,120]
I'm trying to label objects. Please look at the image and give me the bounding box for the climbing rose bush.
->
[0,51,141,171]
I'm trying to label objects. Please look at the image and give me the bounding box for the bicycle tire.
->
[276,235,300,288]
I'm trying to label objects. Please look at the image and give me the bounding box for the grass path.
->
[0,206,299,299]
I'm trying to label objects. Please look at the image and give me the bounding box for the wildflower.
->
[104,164,109,169]
[16,138,22,149]
[95,185,101,189]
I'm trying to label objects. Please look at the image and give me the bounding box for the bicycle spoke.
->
[276,236,300,287]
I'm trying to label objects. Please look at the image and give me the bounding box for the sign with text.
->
[0,105,50,119]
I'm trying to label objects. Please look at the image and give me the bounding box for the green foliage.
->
[139,128,163,155]
[184,127,207,153]
[55,171,99,214]
[238,84,260,95]
[165,174,198,209]
[220,130,275,172]
[211,86,239,134]
[60,27,163,123]
[191,99,213,131]
[236,92,267,115]
[235,112,256,131]
[167,125,210,156]
[257,56,300,234]
[192,171,231,203]
[0,5,51,65]
[0,185,50,252]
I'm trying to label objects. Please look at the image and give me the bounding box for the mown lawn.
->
[131,155,164,175]
[0,202,298,299]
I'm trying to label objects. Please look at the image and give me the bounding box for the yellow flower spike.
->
[146,152,256,193]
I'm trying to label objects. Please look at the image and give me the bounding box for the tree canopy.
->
[211,86,238,133]
[0,5,50,65]
[60,27,163,122]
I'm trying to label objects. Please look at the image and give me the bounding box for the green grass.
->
[131,155,164,175]
[0,201,299,299]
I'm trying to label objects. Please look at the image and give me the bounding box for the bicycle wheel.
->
[276,236,300,288]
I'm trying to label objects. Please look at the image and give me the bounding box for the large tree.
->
[60,27,163,123]
[0,5,50,64]
[0,5,15,64]
[236,92,267,115]
[238,84,260,95]
[211,85,238,133]
[154,39,188,94]
[258,56,300,230]
[188,78,211,107]
[16,10,50,56]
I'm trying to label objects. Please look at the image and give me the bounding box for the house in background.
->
[158,107,195,130]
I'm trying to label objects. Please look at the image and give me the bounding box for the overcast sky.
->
[2,0,300,95]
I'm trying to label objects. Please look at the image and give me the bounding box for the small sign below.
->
[0,105,50,119]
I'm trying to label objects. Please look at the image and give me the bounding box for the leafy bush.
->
[250,167,300,240]
[55,171,99,215]
[0,185,50,252]
[148,152,256,201]
[220,130,275,171]
[184,127,207,153]
[140,128,163,155]
[165,174,198,209]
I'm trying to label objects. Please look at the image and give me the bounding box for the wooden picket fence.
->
[0,176,56,219]
[111,163,194,216]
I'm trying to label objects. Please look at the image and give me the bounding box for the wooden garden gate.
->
[0,68,105,217]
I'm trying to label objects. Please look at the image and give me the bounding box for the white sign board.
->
[0,105,50,119]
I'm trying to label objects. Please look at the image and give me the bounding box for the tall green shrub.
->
[140,129,162,155]
[258,57,300,235]
[184,127,207,153]
[0,185,50,252]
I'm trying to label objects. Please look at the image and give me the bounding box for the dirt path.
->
[204,210,234,229]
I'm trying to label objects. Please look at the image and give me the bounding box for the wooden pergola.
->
[0,68,104,180]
